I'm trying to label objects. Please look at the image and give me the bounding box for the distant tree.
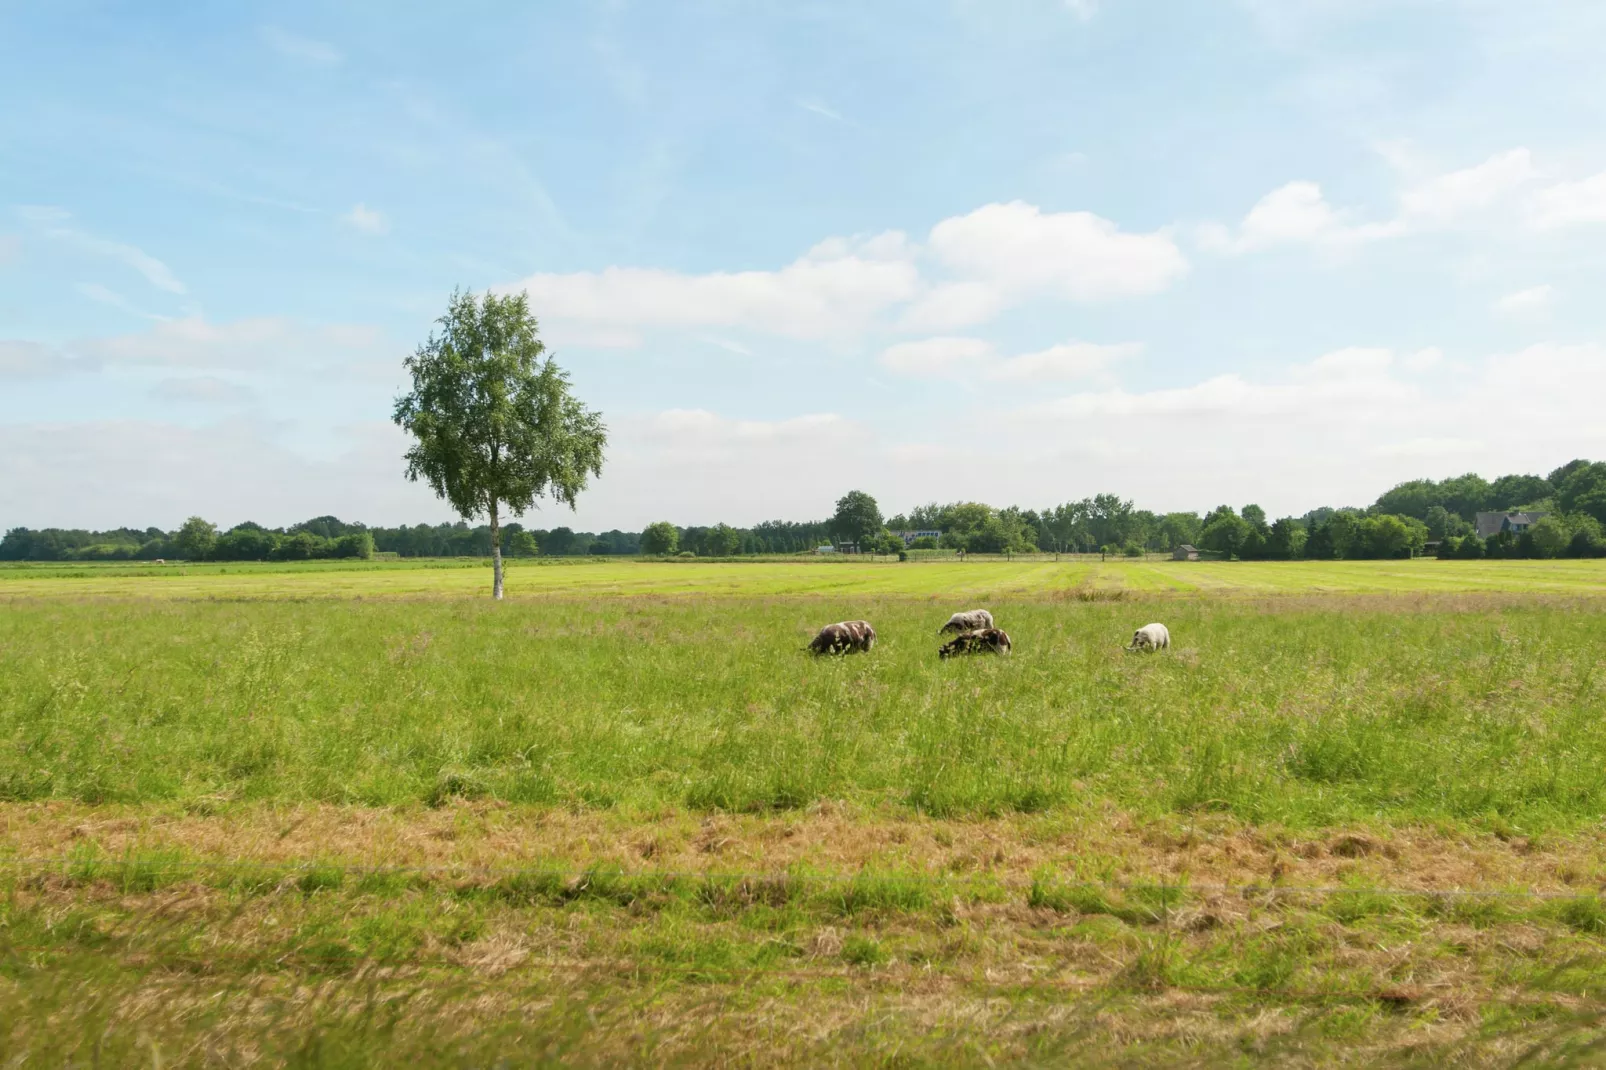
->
[504,529,539,557]
[1489,473,1552,511]
[1157,512,1201,551]
[1438,473,1494,521]
[1566,514,1606,558]
[212,527,278,561]
[1371,479,1440,520]
[830,490,883,549]
[1265,517,1308,559]
[1529,515,1572,558]
[331,532,374,559]
[1199,512,1251,558]
[1549,458,1592,488]
[173,517,218,561]
[640,521,679,556]
[543,527,585,555]
[1424,505,1471,540]
[1356,514,1428,559]
[705,523,741,557]
[904,502,944,530]
[1557,462,1606,525]
[393,289,606,599]
[1240,504,1268,533]
[271,531,324,561]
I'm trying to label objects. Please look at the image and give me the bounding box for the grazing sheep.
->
[809,620,876,655]
[939,627,1012,659]
[938,608,995,635]
[1127,622,1170,652]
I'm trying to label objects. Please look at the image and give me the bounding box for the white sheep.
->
[1127,622,1170,652]
[938,609,995,635]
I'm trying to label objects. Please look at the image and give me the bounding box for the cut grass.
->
[3,554,1606,599]
[2,838,1604,1067]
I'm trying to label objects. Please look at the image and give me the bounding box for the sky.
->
[3,0,1606,533]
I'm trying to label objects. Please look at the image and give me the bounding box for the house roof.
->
[1473,511,1547,539]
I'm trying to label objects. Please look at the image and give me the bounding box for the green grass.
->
[5,557,1606,1064]
[3,581,1605,828]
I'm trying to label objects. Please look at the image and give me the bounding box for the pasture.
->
[3,557,1606,1065]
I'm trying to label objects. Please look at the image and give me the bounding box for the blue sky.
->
[4,0,1606,532]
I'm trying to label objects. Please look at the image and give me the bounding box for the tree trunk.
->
[489,500,504,601]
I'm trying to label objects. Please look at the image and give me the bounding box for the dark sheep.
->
[938,627,1012,659]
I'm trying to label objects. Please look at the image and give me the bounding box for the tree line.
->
[6,459,1604,564]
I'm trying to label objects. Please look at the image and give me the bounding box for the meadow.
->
[3,556,1606,1065]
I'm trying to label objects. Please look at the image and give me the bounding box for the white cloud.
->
[0,419,449,531]
[341,203,389,235]
[648,409,847,443]
[1214,149,1541,253]
[504,202,1185,344]
[1064,0,1099,20]
[74,317,388,373]
[151,376,256,405]
[553,408,872,526]
[77,282,165,321]
[1397,148,1536,224]
[880,337,1139,383]
[0,234,19,265]
[991,341,1139,383]
[508,232,921,343]
[20,207,185,294]
[1528,171,1606,229]
[962,340,1606,516]
[1402,347,1445,372]
[925,201,1188,303]
[0,340,81,380]
[794,99,845,122]
[897,281,1009,332]
[260,26,342,65]
[879,337,995,379]
[699,336,752,356]
[1494,284,1554,317]
[1226,181,1401,252]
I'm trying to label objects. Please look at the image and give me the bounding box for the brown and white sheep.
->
[809,620,877,655]
[938,608,995,635]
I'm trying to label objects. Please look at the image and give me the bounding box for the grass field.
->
[3,557,1606,1065]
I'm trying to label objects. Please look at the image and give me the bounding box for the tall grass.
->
[2,594,1604,828]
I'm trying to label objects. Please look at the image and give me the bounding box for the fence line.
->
[2,856,1601,902]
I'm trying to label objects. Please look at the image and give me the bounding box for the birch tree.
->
[393,290,606,599]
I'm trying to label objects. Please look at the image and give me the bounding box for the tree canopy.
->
[392,289,606,598]
[829,490,883,548]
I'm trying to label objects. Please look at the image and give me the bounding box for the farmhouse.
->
[896,530,942,546]
[1172,544,1199,561]
[1474,511,1546,539]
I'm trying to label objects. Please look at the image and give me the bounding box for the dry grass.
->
[7,801,1606,894]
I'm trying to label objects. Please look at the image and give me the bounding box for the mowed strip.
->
[3,556,1606,600]
[5,803,1606,1067]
